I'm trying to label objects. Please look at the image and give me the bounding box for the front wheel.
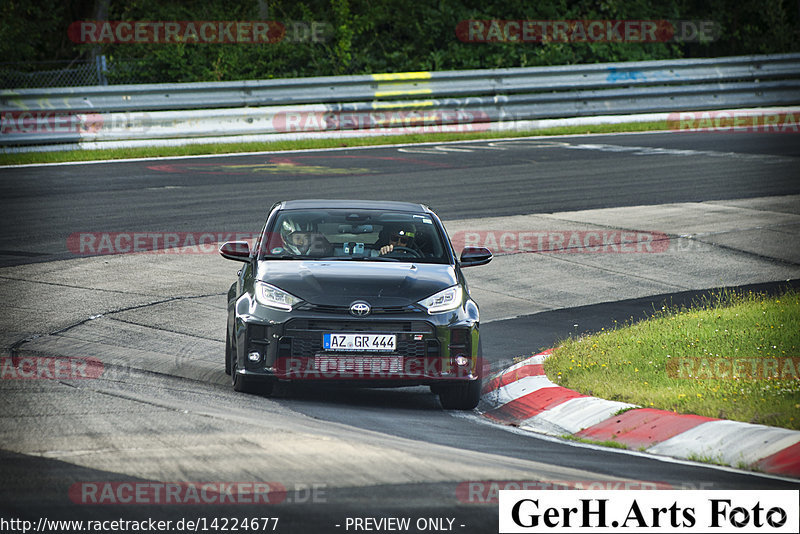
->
[438,379,482,410]
[225,327,232,375]
[230,334,272,395]
[231,351,254,393]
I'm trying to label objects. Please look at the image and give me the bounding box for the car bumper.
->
[232,306,481,386]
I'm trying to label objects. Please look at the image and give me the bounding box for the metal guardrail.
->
[2,53,799,149]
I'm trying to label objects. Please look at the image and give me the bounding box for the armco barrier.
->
[2,53,799,150]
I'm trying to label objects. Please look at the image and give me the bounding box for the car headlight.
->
[418,285,463,314]
[255,281,302,311]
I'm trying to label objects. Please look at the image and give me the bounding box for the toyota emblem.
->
[349,301,371,316]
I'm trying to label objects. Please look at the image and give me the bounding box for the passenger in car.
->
[289,231,332,256]
[279,216,332,257]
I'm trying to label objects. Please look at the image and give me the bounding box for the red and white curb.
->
[478,350,800,478]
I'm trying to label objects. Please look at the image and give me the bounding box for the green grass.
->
[0,120,670,166]
[561,434,629,449]
[544,288,800,430]
[686,453,730,467]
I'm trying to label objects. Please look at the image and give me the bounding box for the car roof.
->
[280,199,429,213]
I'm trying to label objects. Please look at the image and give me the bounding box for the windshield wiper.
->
[316,256,399,262]
[263,254,304,260]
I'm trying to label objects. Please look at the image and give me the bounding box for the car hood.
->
[256,260,457,307]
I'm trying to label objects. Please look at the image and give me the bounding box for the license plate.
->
[323,333,396,352]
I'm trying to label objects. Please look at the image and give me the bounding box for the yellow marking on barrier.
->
[372,71,433,99]
[374,88,433,98]
[371,100,435,110]
[1,91,30,111]
[371,72,432,81]
[37,98,55,110]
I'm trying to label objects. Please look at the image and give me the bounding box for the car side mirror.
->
[460,246,492,267]
[219,241,251,262]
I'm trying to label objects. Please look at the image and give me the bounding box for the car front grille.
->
[285,319,434,334]
[295,302,422,315]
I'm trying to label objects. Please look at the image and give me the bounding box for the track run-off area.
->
[1,131,799,532]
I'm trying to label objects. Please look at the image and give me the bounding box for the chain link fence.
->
[0,56,148,89]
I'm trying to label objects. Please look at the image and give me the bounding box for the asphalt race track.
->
[1,131,799,532]
[1,132,799,266]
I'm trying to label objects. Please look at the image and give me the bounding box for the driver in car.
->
[379,225,416,255]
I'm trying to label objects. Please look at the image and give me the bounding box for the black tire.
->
[438,379,482,410]
[231,352,251,393]
[224,327,232,376]
[230,334,262,394]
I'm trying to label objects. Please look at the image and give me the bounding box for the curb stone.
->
[478,350,800,478]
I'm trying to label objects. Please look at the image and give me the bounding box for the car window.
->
[259,209,449,263]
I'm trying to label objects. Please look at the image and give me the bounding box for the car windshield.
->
[259,208,450,263]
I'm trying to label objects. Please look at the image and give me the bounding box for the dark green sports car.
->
[219,199,492,410]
